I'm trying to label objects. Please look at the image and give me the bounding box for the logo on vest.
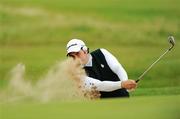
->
[101,64,104,68]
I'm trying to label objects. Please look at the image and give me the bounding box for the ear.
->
[87,48,89,53]
[82,46,88,51]
[83,50,88,54]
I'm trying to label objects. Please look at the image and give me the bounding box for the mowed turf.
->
[1,95,180,119]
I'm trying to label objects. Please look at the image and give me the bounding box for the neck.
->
[85,54,90,64]
[84,54,93,67]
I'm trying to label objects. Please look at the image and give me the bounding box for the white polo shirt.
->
[82,48,128,92]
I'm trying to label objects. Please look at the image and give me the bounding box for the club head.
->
[168,36,175,51]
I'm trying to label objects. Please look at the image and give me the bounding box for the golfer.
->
[66,39,137,98]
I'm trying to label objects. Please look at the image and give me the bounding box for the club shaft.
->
[136,49,169,82]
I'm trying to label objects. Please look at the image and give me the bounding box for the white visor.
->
[67,44,81,54]
[66,39,86,56]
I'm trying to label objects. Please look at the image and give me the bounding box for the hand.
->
[121,80,137,90]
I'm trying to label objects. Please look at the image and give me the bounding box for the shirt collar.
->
[84,54,92,67]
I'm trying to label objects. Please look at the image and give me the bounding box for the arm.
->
[100,48,128,81]
[82,76,136,92]
[100,48,137,90]
[82,49,136,92]
[83,76,121,92]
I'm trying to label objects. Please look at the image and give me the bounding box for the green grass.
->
[0,0,180,118]
[0,0,179,46]
[0,0,180,93]
[1,95,180,119]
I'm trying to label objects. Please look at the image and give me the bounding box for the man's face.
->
[68,50,88,65]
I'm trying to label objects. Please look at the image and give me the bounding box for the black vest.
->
[84,49,129,98]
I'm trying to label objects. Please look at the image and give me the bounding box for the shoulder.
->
[100,48,112,56]
[100,48,108,53]
[91,48,109,55]
[91,48,101,54]
[91,48,113,58]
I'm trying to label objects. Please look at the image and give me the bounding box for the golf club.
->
[136,36,175,83]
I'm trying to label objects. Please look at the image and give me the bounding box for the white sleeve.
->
[100,48,128,81]
[83,76,121,92]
